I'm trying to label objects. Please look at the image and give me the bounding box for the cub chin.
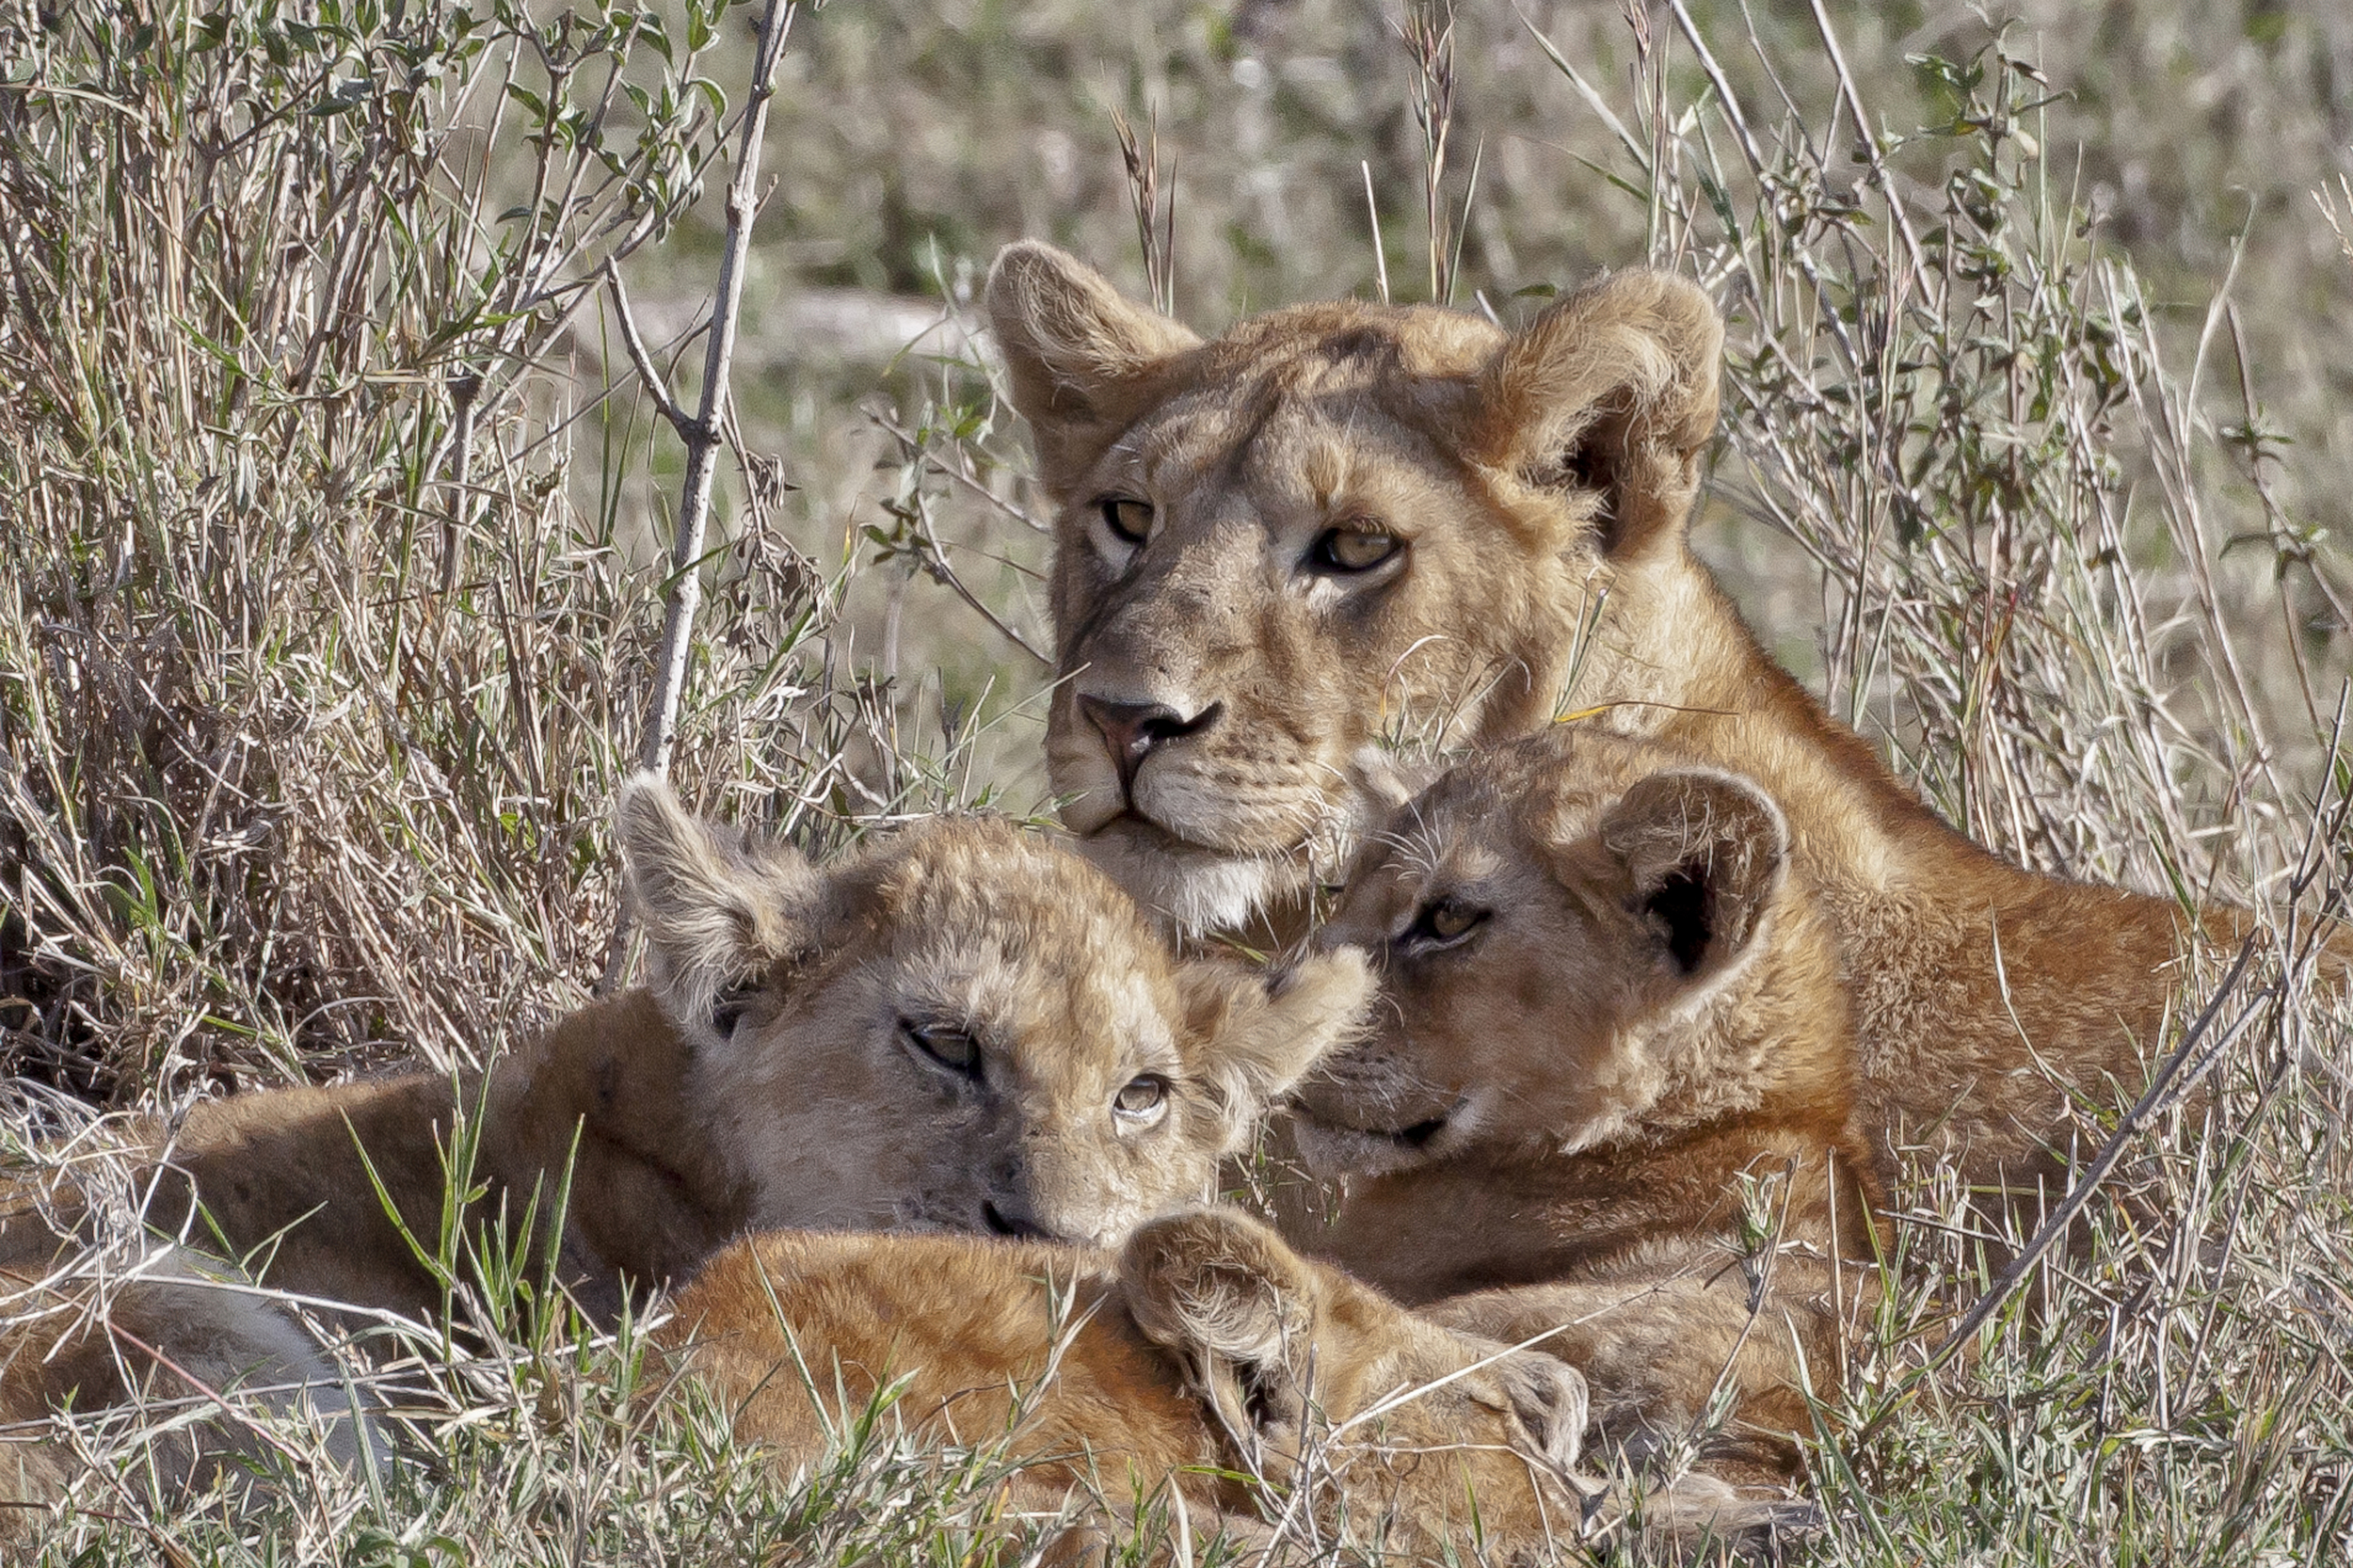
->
[1289,727,1885,1495]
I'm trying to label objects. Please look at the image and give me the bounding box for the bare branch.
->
[632,0,799,781]
[602,257,692,438]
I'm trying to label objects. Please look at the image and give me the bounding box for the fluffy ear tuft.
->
[1471,269,1721,557]
[1179,949,1372,1154]
[1597,768,1786,987]
[984,241,1200,488]
[615,775,817,1044]
[1120,1207,1318,1437]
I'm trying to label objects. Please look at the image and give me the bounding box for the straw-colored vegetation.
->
[0,0,2346,1560]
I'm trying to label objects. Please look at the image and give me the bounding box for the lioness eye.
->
[1098,496,1153,545]
[1309,524,1402,574]
[1401,899,1488,951]
[1113,1074,1168,1119]
[903,1019,980,1079]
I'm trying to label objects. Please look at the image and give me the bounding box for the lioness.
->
[984,241,2319,1203]
[1,780,1369,1503]
[1289,728,1883,1488]
[658,1206,1603,1558]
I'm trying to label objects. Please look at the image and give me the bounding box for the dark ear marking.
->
[710,980,752,1036]
[1524,417,1629,553]
[1596,768,1787,986]
[1643,865,1712,974]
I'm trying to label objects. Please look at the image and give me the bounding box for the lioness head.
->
[615,779,1369,1246]
[985,243,1722,931]
[1291,729,1820,1176]
[1122,1206,1591,1534]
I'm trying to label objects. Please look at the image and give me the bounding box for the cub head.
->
[985,241,1722,933]
[614,777,1370,1247]
[1121,1206,1593,1542]
[1292,729,1825,1177]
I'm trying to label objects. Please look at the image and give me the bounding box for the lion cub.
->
[1289,728,1883,1489]
[0,781,1369,1501]
[658,1207,1595,1557]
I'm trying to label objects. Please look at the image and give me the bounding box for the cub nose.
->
[1079,696,1222,799]
[981,1199,1054,1240]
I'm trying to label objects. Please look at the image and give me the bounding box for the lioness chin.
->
[984,239,2342,1208]
[1,782,1368,1510]
[1292,728,1883,1493]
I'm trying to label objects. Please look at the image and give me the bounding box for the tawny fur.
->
[655,1208,1604,1558]
[0,783,1369,1510]
[985,240,2345,1209]
[1290,730,1884,1490]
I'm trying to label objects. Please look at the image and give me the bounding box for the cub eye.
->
[1399,898,1488,952]
[1112,1074,1168,1120]
[903,1019,980,1079]
[1098,496,1153,545]
[1309,524,1402,574]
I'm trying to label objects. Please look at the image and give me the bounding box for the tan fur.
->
[654,1208,1605,1558]
[1290,729,1884,1489]
[986,241,2339,1208]
[0,781,1369,1509]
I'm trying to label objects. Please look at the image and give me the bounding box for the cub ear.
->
[1177,949,1373,1154]
[1120,1207,1319,1444]
[984,241,1201,489]
[1595,768,1786,991]
[614,775,818,1046]
[1497,1351,1590,1475]
[1470,269,1721,559]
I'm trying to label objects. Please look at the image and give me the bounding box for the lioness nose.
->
[1079,696,1221,798]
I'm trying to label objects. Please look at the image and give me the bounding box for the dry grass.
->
[0,0,2348,1560]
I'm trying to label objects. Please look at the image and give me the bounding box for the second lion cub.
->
[658,1207,1598,1558]
[1290,728,1883,1489]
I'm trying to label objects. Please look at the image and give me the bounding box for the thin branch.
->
[632,0,798,781]
[438,369,482,597]
[602,257,691,438]
[600,0,798,996]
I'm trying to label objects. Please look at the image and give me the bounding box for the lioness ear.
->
[1471,269,1721,559]
[1120,1208,1318,1442]
[1594,768,1785,991]
[1178,950,1372,1154]
[984,241,1201,489]
[615,775,818,1046]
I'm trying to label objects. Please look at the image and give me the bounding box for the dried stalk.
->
[1401,1,1458,304]
[598,0,797,992]
[1111,105,1177,316]
[628,0,798,781]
